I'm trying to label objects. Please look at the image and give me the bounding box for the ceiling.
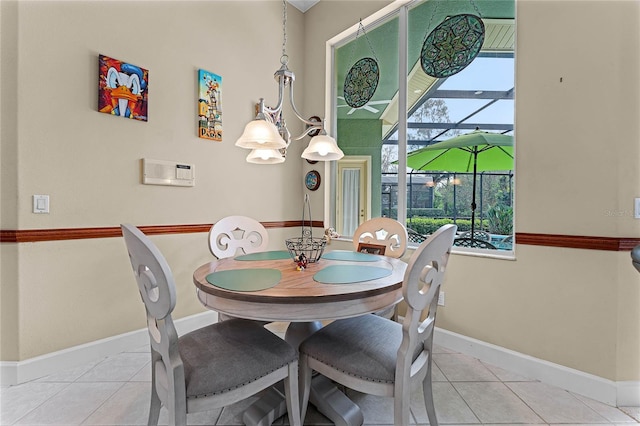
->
[287,0,320,13]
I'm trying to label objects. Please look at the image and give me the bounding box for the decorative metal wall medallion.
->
[343,57,380,108]
[421,14,485,78]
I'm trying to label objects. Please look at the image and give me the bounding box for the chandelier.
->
[235,0,344,164]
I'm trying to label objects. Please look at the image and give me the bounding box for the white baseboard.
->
[0,311,217,387]
[434,327,640,407]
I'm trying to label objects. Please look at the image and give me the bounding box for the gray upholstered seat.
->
[299,224,457,426]
[121,224,300,426]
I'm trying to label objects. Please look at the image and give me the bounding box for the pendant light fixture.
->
[235,0,344,164]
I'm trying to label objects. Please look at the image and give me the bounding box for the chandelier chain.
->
[281,0,288,64]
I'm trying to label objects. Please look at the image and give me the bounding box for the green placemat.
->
[235,250,291,261]
[321,250,379,262]
[314,265,392,284]
[206,269,281,291]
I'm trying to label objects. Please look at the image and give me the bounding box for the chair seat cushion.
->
[299,314,419,384]
[179,319,297,398]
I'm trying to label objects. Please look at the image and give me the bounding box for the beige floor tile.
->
[507,382,608,424]
[621,407,640,422]
[571,393,637,423]
[15,382,122,425]
[481,362,534,382]
[453,382,543,424]
[76,352,149,382]
[82,382,155,425]
[433,353,499,382]
[412,382,480,425]
[0,382,69,425]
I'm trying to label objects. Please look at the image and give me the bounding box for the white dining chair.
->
[208,215,270,323]
[353,217,409,319]
[208,215,269,259]
[352,217,408,259]
[121,224,300,426]
[299,224,457,426]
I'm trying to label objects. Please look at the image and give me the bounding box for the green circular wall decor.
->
[421,14,485,79]
[343,57,380,108]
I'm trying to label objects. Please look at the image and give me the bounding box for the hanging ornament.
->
[420,0,485,79]
[343,20,380,108]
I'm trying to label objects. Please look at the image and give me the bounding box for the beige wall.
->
[1,0,640,387]
[0,0,391,361]
[301,0,640,384]
[445,0,639,382]
[0,0,312,360]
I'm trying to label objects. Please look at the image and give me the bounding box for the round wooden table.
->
[193,251,408,426]
[193,253,407,322]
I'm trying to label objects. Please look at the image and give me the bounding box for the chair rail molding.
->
[1,226,638,251]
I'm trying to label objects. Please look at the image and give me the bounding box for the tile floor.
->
[2,322,639,426]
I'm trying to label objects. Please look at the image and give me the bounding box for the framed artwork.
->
[98,54,148,121]
[198,69,223,141]
[305,170,321,191]
[357,242,386,255]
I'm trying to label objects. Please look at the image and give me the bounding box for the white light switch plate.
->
[635,198,640,219]
[33,195,49,214]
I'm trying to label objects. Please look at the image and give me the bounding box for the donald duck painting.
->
[99,54,148,121]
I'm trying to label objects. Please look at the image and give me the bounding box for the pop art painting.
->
[99,54,148,121]
[198,69,222,141]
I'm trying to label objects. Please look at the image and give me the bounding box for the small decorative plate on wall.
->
[305,170,321,191]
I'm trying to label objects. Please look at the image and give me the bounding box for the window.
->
[331,0,515,254]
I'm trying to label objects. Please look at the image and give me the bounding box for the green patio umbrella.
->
[406,129,514,237]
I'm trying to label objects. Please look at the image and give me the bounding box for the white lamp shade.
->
[246,148,285,164]
[235,120,287,150]
[301,134,344,161]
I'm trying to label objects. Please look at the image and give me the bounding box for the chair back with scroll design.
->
[208,215,268,259]
[352,217,408,258]
[299,224,457,426]
[122,224,300,426]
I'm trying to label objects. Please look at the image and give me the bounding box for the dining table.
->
[193,248,407,426]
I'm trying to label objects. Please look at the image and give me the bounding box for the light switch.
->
[33,195,49,214]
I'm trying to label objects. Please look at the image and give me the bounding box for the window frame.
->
[324,0,515,259]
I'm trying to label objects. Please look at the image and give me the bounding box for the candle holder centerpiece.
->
[286,194,326,263]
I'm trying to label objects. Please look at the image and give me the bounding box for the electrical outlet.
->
[437,291,445,306]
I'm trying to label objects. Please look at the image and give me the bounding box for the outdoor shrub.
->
[487,205,513,235]
[407,208,445,218]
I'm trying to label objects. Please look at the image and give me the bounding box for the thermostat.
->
[142,158,195,187]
